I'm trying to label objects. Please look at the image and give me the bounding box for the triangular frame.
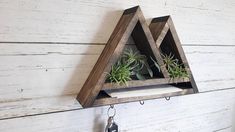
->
[149,16,198,93]
[77,6,198,108]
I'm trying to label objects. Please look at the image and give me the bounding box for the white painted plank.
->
[0,1,234,132]
[183,46,235,91]
[0,44,104,55]
[0,0,234,45]
[0,95,81,120]
[0,45,234,102]
[0,89,234,132]
[0,44,234,119]
[0,54,99,101]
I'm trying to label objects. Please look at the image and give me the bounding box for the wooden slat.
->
[0,45,234,102]
[93,88,194,106]
[149,16,169,48]
[0,0,234,45]
[102,78,190,90]
[0,1,234,131]
[0,88,234,131]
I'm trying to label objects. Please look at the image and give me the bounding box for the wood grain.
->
[94,89,194,106]
[77,6,140,107]
[102,78,190,90]
[0,45,234,101]
[149,16,198,93]
[0,1,234,131]
[0,0,234,45]
[77,6,198,107]
[149,16,169,48]
[0,88,234,132]
[131,10,169,78]
[0,45,234,119]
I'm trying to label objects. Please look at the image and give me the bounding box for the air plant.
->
[106,60,132,85]
[106,48,161,85]
[122,48,150,80]
[168,63,188,78]
[161,53,189,79]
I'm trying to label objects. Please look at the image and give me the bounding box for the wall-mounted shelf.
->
[77,6,198,108]
[102,78,190,90]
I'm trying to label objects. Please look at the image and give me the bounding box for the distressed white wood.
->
[0,89,234,132]
[0,43,104,55]
[0,0,234,45]
[0,95,81,120]
[0,44,234,119]
[0,45,234,101]
[183,46,235,91]
[0,0,234,131]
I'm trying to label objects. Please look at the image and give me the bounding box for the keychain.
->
[105,105,118,132]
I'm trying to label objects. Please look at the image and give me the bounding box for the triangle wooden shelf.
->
[77,6,198,108]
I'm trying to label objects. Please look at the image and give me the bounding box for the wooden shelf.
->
[76,6,198,108]
[93,88,194,106]
[102,77,190,90]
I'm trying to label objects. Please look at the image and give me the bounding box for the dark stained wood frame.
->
[149,16,198,93]
[77,6,198,108]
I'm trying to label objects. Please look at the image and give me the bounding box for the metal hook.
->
[165,96,171,101]
[139,100,144,105]
[110,104,114,108]
[107,105,116,117]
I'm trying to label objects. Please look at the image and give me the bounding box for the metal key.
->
[105,116,118,132]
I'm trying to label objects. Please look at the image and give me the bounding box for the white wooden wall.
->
[0,0,235,131]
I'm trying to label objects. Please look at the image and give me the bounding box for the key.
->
[105,117,118,132]
[108,122,118,132]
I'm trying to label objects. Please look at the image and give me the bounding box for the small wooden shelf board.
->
[77,6,198,108]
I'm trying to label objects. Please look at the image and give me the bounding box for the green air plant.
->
[122,48,149,80]
[106,60,131,85]
[161,53,189,79]
[106,48,161,85]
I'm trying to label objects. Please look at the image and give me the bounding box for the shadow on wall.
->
[59,9,123,131]
[92,108,106,132]
[62,9,123,97]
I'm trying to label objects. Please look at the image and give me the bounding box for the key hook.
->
[107,105,116,117]
[139,100,144,105]
[165,96,171,101]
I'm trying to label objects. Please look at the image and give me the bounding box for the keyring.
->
[139,100,144,105]
[107,105,116,117]
[165,96,171,101]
